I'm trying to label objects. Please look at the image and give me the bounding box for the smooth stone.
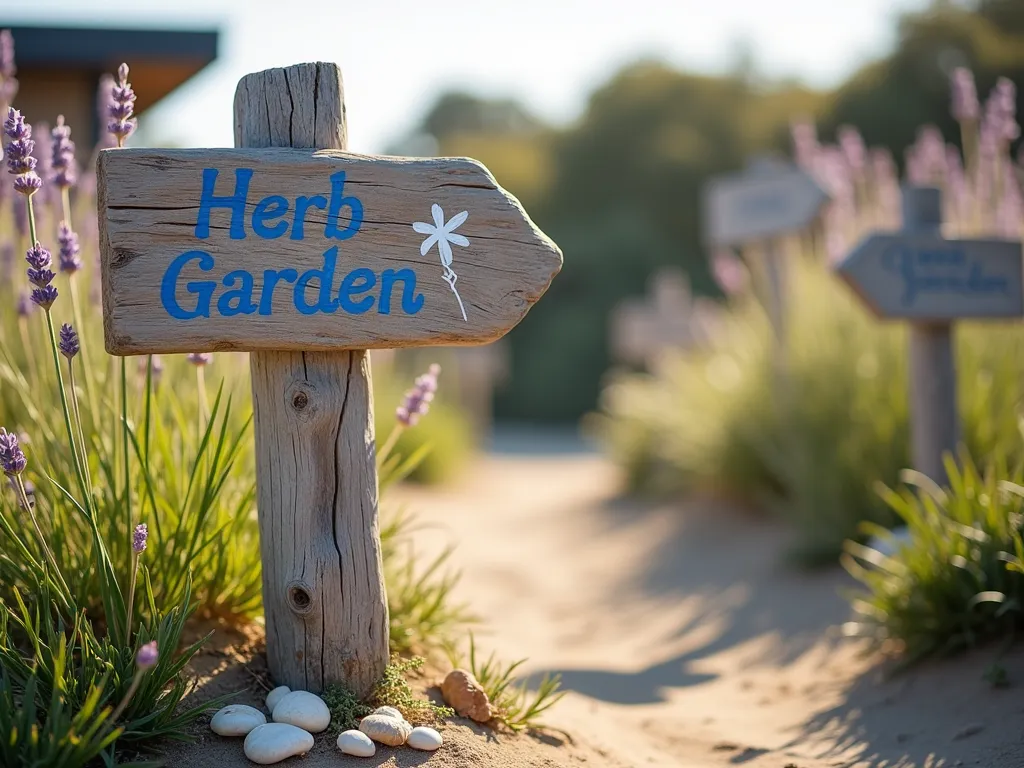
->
[210,704,266,736]
[271,690,331,733]
[359,713,412,746]
[338,729,376,757]
[407,726,443,751]
[265,686,291,713]
[371,706,406,721]
[243,723,314,765]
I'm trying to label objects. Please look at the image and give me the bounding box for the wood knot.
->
[285,381,318,421]
[286,580,315,616]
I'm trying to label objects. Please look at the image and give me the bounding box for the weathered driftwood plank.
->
[98,147,562,354]
[239,61,387,697]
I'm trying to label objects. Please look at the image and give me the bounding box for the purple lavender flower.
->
[31,284,57,310]
[0,242,12,280]
[57,223,81,273]
[50,116,76,189]
[138,354,164,384]
[0,30,17,104]
[951,67,979,123]
[0,427,26,477]
[59,323,79,359]
[837,125,866,174]
[711,249,748,296]
[16,291,30,317]
[790,120,819,171]
[132,522,148,553]
[25,242,55,289]
[136,641,158,669]
[984,77,1020,145]
[187,352,212,366]
[4,109,38,184]
[108,63,136,145]
[396,364,441,427]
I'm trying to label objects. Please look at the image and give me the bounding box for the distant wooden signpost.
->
[97,62,561,696]
[610,268,719,369]
[704,157,828,351]
[837,186,1022,483]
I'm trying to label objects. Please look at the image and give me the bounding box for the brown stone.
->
[441,669,494,722]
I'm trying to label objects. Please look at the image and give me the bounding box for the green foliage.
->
[843,453,1024,664]
[370,655,454,725]
[451,634,566,733]
[320,684,371,733]
[591,255,1024,563]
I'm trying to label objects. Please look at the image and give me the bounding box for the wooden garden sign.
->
[704,157,828,352]
[837,186,1022,483]
[97,62,562,696]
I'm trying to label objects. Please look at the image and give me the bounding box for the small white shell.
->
[243,723,314,765]
[210,704,266,736]
[271,690,331,733]
[407,726,443,751]
[338,729,376,757]
[359,713,412,746]
[265,686,291,714]
[371,706,405,721]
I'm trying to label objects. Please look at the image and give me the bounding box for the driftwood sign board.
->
[97,61,561,698]
[98,149,561,354]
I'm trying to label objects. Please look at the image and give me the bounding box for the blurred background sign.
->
[837,233,1024,319]
[704,157,828,247]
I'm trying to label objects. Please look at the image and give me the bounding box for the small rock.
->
[359,713,412,746]
[371,705,406,721]
[441,669,494,722]
[338,729,376,757]
[271,690,331,733]
[407,726,443,751]
[952,722,984,741]
[265,686,291,713]
[210,704,266,736]
[243,723,314,765]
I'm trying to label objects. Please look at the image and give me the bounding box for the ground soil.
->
[154,448,1024,767]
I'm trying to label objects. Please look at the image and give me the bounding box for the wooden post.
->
[235,64,388,696]
[97,62,561,697]
[902,186,959,484]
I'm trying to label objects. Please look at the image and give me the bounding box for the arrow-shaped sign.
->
[704,160,828,247]
[836,233,1024,320]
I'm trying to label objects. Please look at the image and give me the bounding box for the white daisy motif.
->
[413,203,470,321]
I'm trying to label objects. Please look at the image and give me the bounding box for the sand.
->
[154,448,1024,767]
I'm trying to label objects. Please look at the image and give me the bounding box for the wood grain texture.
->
[238,62,388,696]
[97,148,562,354]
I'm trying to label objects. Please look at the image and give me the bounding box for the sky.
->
[5,0,931,153]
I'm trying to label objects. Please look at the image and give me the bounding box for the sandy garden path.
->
[390,433,1024,768]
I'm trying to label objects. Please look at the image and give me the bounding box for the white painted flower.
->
[413,204,470,321]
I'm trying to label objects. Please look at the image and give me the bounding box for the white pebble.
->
[210,704,266,737]
[265,686,291,714]
[371,706,405,721]
[359,713,412,746]
[271,690,331,733]
[337,729,376,757]
[243,723,314,765]
[407,726,443,751]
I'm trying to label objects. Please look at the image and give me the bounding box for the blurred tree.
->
[820,1,1024,160]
